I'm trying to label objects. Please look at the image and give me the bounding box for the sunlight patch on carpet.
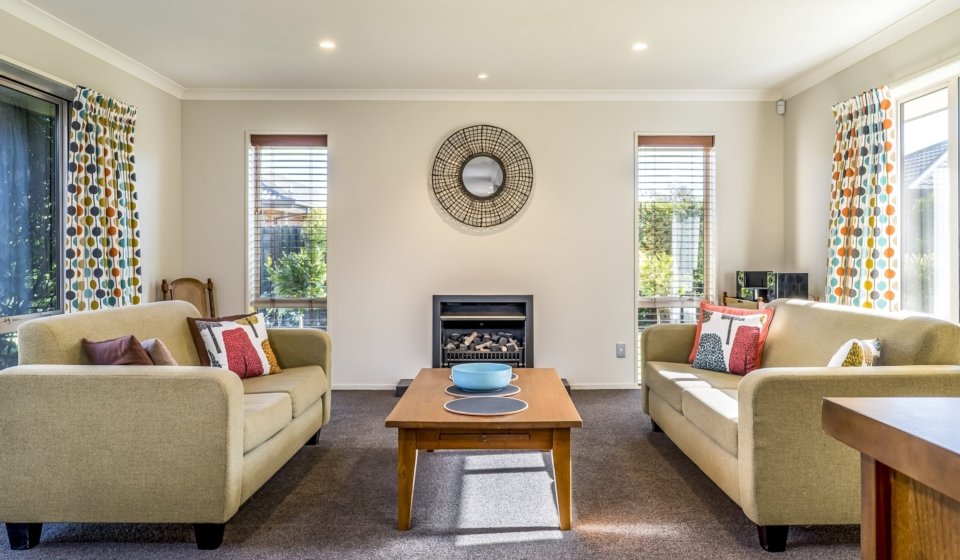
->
[576,521,684,537]
[462,453,547,471]
[454,452,561,545]
[455,529,563,546]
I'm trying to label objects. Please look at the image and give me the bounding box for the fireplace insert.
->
[432,295,533,368]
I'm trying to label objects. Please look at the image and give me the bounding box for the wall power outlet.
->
[616,343,626,358]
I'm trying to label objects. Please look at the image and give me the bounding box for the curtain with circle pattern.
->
[825,86,898,311]
[64,87,141,312]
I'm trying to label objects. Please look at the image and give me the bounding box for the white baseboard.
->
[332,384,397,390]
[568,383,640,390]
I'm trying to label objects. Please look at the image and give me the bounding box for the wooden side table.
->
[822,397,960,560]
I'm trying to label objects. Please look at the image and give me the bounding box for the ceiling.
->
[10,0,960,98]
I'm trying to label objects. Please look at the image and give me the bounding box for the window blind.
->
[636,135,715,330]
[248,134,328,321]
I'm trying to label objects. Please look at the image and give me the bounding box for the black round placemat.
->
[444,384,521,398]
[443,397,528,416]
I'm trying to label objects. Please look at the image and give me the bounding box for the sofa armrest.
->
[267,328,331,377]
[640,323,696,365]
[639,324,696,413]
[0,365,245,524]
[737,365,960,525]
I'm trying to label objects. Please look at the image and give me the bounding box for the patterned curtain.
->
[826,87,898,310]
[64,87,141,312]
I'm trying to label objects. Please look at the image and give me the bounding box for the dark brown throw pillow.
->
[82,335,153,366]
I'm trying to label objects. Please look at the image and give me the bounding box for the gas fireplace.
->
[432,295,533,368]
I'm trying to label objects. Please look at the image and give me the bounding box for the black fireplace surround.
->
[432,295,533,368]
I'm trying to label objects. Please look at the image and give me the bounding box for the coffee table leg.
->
[552,428,572,530]
[397,428,418,530]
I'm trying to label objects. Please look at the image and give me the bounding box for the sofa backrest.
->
[760,299,960,368]
[17,301,203,366]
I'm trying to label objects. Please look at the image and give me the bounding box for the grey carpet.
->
[1,390,859,559]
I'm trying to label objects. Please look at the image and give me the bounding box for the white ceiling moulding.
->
[1,0,185,99]
[181,88,780,103]
[781,0,960,99]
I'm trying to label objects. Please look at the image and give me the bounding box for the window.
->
[894,69,959,320]
[248,134,328,329]
[636,135,715,374]
[0,74,68,368]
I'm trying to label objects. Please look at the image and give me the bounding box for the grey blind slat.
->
[636,137,715,319]
[248,135,328,308]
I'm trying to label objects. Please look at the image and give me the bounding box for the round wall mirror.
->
[461,155,504,198]
[432,124,534,227]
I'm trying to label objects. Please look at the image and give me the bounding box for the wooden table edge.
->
[385,420,583,429]
[822,397,960,504]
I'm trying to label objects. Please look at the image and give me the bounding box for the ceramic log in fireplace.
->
[432,295,533,368]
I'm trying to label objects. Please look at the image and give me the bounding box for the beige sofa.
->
[0,301,332,550]
[640,298,960,551]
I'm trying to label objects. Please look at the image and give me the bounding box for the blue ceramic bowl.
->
[451,362,513,391]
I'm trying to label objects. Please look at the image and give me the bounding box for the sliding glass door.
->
[0,78,66,367]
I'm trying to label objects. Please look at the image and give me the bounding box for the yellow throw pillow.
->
[828,338,881,367]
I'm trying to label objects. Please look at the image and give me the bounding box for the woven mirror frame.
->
[431,125,534,227]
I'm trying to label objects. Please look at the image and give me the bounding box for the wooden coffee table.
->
[385,368,582,531]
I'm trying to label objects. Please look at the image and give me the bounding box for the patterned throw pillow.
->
[689,303,775,375]
[828,339,881,367]
[187,313,281,378]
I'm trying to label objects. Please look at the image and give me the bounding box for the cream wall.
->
[783,9,960,299]
[0,11,182,301]
[181,100,783,388]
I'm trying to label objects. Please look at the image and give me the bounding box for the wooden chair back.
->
[161,278,216,318]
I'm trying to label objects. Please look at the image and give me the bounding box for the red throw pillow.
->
[82,335,153,366]
[687,302,775,371]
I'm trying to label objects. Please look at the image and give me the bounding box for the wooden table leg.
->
[552,428,572,530]
[397,428,418,530]
[861,455,892,560]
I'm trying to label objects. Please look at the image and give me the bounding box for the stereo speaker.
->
[766,272,808,300]
[736,270,771,301]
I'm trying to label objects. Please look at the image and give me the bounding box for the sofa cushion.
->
[644,361,742,412]
[243,393,292,453]
[761,299,960,367]
[242,365,328,417]
[681,387,739,456]
[18,301,204,366]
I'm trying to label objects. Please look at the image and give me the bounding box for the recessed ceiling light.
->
[632,42,648,51]
[477,73,489,80]
[319,40,336,50]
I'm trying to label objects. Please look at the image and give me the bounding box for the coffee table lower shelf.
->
[396,426,572,531]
